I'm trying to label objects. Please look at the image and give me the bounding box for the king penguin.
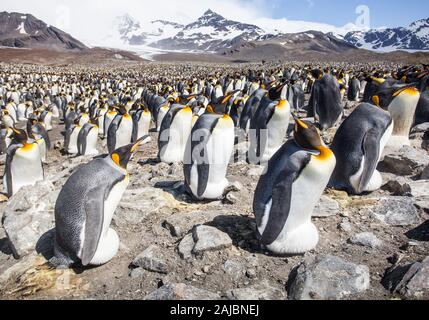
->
[309,74,344,130]
[158,104,193,164]
[184,113,235,200]
[64,117,83,155]
[248,82,291,165]
[253,117,336,255]
[3,128,44,197]
[132,105,152,143]
[372,84,420,148]
[49,140,143,268]
[107,106,134,154]
[328,103,393,194]
[27,115,51,163]
[77,121,99,156]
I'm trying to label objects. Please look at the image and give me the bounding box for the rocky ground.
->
[0,101,428,300]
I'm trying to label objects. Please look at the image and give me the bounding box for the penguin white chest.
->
[162,109,192,163]
[137,112,151,138]
[86,127,99,156]
[288,155,336,227]
[5,144,44,196]
[68,127,82,154]
[189,119,235,199]
[157,107,169,131]
[115,117,133,149]
[262,102,290,163]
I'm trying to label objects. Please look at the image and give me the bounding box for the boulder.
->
[383,256,429,300]
[380,146,429,176]
[408,180,429,210]
[288,255,370,300]
[366,197,421,226]
[2,181,58,259]
[192,225,233,255]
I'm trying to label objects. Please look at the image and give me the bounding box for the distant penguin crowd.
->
[0,61,428,267]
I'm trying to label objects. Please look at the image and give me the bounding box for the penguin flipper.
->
[81,185,106,266]
[107,118,119,154]
[131,113,138,143]
[261,169,294,245]
[358,129,380,194]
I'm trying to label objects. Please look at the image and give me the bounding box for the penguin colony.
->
[0,62,428,268]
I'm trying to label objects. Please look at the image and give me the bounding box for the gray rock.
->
[224,193,238,205]
[382,179,411,196]
[421,166,429,179]
[313,196,341,218]
[412,123,429,134]
[339,219,353,233]
[162,210,221,239]
[380,146,429,176]
[129,268,146,279]
[350,232,382,248]
[223,260,245,280]
[383,256,429,300]
[288,255,370,300]
[366,197,421,226]
[227,280,286,300]
[177,234,195,260]
[192,225,232,255]
[2,181,58,259]
[150,162,171,178]
[408,180,429,210]
[144,283,220,300]
[131,245,169,274]
[115,187,180,226]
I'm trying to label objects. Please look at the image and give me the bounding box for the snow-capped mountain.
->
[113,13,184,46]
[110,10,265,52]
[344,18,429,52]
[0,11,87,50]
[153,9,265,51]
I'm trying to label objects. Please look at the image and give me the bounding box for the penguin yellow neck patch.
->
[393,87,419,97]
[314,146,334,162]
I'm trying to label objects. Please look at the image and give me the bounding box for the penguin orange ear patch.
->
[372,96,380,107]
[112,153,120,166]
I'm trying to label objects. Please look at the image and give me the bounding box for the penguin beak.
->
[292,113,309,130]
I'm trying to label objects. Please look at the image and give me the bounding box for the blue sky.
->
[266,0,429,28]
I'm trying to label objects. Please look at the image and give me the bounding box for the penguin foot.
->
[363,170,383,193]
[266,222,319,255]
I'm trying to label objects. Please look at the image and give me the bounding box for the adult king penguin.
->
[248,82,291,165]
[372,84,420,148]
[184,113,235,200]
[253,117,336,255]
[309,74,344,130]
[107,106,134,154]
[328,103,393,194]
[3,128,44,197]
[158,104,193,164]
[77,122,99,156]
[50,140,144,268]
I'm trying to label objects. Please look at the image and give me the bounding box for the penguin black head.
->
[110,137,147,170]
[292,115,324,152]
[12,128,28,145]
[371,82,419,109]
